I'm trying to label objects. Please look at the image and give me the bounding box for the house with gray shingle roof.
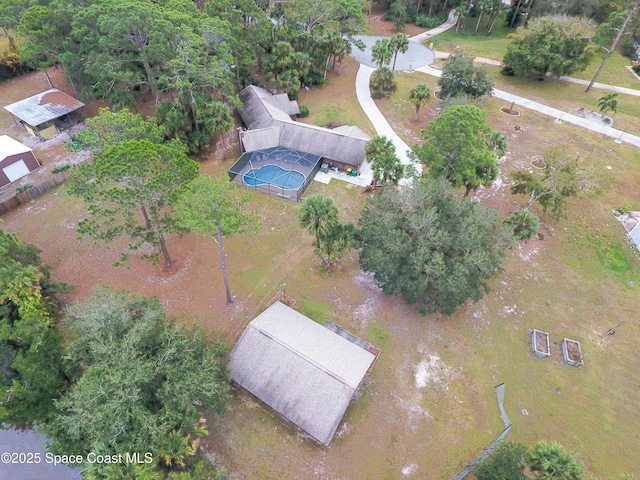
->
[228,301,376,446]
[237,85,369,170]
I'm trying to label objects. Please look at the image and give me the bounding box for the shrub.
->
[371,67,397,98]
[52,163,72,174]
[632,64,640,74]
[622,42,639,61]
[0,46,32,81]
[415,14,447,28]
[501,65,515,76]
[505,5,523,28]
[504,210,539,241]
[438,52,493,99]
[383,9,415,24]
[298,105,309,118]
[442,93,486,110]
[323,118,344,128]
[16,183,33,194]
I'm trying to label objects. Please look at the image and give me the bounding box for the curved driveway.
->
[329,18,640,188]
[352,34,640,153]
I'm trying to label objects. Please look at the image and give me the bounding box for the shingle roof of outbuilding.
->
[228,302,375,445]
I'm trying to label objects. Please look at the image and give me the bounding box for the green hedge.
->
[415,14,447,28]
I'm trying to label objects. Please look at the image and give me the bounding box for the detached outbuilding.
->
[3,89,85,140]
[0,135,40,188]
[229,302,377,445]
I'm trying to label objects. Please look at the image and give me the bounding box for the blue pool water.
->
[243,165,305,189]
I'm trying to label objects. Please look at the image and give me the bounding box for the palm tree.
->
[527,441,585,480]
[486,0,507,35]
[504,210,539,241]
[490,131,508,157]
[598,92,619,115]
[389,33,409,71]
[371,38,392,69]
[299,195,339,249]
[474,0,490,36]
[366,136,404,186]
[409,83,433,120]
[157,430,199,469]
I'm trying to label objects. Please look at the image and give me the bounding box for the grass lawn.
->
[2,52,640,479]
[572,48,640,90]
[428,15,514,59]
[428,15,640,90]
[484,64,640,134]
[297,56,375,137]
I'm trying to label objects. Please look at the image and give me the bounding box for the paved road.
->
[350,36,434,71]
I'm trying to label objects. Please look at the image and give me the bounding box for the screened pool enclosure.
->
[228,146,322,202]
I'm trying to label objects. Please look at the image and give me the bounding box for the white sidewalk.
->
[319,15,640,189]
[409,10,458,43]
[355,64,423,178]
[414,65,640,148]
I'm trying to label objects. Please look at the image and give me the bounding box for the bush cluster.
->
[622,42,639,61]
[415,14,447,28]
[0,47,32,81]
[371,67,397,99]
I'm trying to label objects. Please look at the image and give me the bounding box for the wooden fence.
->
[0,170,70,216]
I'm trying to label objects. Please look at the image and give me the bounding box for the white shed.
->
[0,135,40,188]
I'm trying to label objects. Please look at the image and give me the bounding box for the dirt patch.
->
[564,339,582,363]
[534,330,549,354]
[515,237,541,264]
[500,107,520,116]
[570,107,612,127]
[402,463,419,477]
[367,3,432,38]
[414,354,456,390]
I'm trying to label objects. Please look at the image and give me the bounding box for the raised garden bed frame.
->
[531,329,550,357]
[562,338,584,366]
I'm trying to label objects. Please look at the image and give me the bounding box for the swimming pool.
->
[243,165,305,189]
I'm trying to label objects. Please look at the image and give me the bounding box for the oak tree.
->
[438,51,493,100]
[358,178,513,315]
[411,104,501,196]
[502,15,598,79]
[43,287,230,477]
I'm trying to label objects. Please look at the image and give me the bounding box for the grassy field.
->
[429,15,513,59]
[375,68,640,148]
[297,57,376,136]
[484,64,640,134]
[429,15,640,90]
[2,43,640,480]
